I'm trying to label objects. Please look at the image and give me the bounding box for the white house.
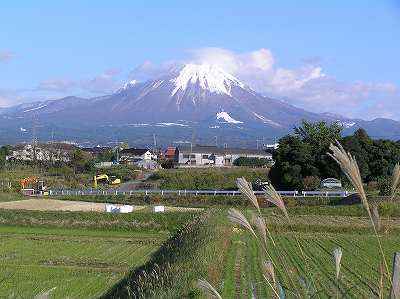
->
[6,143,75,163]
[176,145,272,167]
[119,148,156,166]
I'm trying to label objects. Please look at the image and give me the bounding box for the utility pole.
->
[189,142,193,168]
[116,147,119,164]
[214,136,218,147]
[32,115,38,163]
[153,134,157,152]
[189,130,195,168]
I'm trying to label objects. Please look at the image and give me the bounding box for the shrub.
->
[161,159,175,169]
[378,177,391,196]
[233,157,272,167]
[302,176,321,191]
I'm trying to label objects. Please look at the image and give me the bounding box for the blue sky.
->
[1,1,399,119]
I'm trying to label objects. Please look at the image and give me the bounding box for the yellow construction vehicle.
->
[93,174,121,188]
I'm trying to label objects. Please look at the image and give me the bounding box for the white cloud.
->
[0,50,14,63]
[184,47,399,120]
[37,79,74,91]
[0,89,21,106]
[0,69,121,107]
[36,69,120,94]
[191,47,274,74]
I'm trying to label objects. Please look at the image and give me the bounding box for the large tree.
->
[69,150,94,173]
[269,136,318,189]
[341,129,400,181]
[294,120,342,179]
[341,129,373,180]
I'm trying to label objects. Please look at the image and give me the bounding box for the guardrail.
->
[47,189,355,198]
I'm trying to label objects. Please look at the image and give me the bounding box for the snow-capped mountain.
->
[1,63,400,146]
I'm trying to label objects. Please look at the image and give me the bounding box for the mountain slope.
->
[1,63,400,146]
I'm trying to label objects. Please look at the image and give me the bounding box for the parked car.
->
[321,178,342,188]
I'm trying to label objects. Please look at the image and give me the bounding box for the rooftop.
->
[177,145,271,156]
[120,148,151,156]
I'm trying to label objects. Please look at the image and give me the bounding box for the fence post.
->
[390,252,400,299]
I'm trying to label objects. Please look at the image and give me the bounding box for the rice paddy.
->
[221,222,400,298]
[0,225,167,298]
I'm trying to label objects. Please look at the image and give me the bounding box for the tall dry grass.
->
[391,163,400,200]
[198,143,400,298]
[328,141,392,281]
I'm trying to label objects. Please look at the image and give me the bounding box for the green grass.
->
[0,225,166,298]
[0,209,196,232]
[150,168,269,190]
[0,192,25,202]
[0,165,94,190]
[221,230,399,298]
[102,209,230,299]
[216,205,400,298]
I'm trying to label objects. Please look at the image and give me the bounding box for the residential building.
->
[119,148,156,165]
[160,147,177,160]
[6,143,76,163]
[81,146,113,157]
[175,145,272,167]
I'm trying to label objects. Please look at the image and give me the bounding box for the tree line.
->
[269,121,400,191]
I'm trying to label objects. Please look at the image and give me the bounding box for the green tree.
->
[341,128,373,180]
[294,120,342,153]
[0,146,10,169]
[269,136,318,189]
[294,120,342,179]
[233,157,272,167]
[69,150,94,173]
[341,129,400,182]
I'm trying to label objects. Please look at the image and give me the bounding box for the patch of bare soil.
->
[0,198,203,213]
[0,199,146,212]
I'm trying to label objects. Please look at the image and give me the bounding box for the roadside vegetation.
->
[149,167,269,190]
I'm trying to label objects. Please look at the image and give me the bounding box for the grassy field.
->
[222,230,399,298]
[0,207,196,298]
[149,167,269,190]
[217,204,400,298]
[0,164,140,191]
[1,186,399,298]
[0,226,166,298]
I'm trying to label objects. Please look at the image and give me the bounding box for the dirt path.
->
[0,198,202,213]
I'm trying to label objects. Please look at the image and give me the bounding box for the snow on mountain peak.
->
[170,64,245,97]
[216,111,243,124]
[122,79,138,90]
